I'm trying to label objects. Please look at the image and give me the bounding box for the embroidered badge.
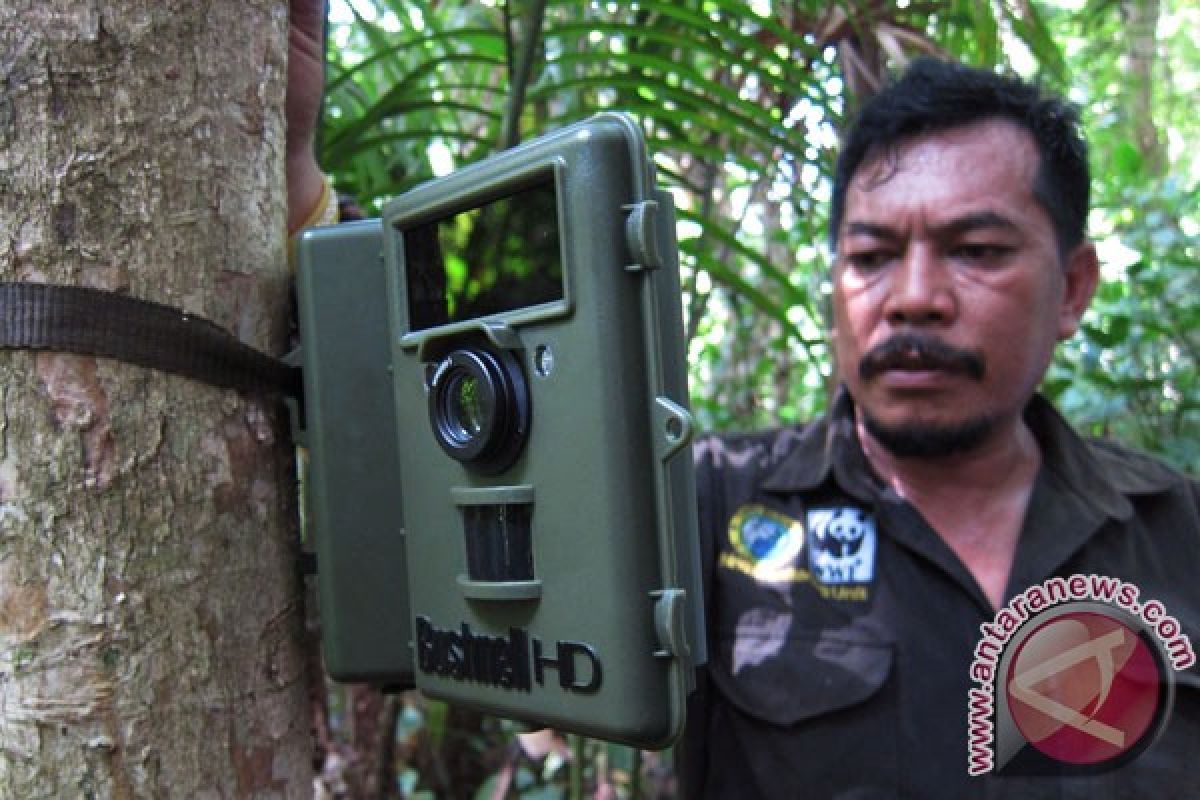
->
[722,505,806,583]
[806,507,876,586]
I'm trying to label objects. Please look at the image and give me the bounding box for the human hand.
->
[286,0,328,233]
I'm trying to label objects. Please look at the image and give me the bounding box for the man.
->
[682,59,1199,798]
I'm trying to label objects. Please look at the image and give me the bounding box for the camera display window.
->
[403,179,564,332]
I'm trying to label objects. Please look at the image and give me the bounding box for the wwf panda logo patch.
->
[806,507,876,585]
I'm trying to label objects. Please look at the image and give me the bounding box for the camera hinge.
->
[650,588,691,660]
[622,200,664,273]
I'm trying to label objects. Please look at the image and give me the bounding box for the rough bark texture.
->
[0,2,312,796]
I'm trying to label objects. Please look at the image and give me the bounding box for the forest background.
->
[311,0,1197,797]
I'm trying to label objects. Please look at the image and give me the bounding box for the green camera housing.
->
[295,113,704,748]
[295,217,412,685]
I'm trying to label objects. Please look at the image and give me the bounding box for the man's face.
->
[831,119,1097,458]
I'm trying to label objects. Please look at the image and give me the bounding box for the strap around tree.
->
[0,281,300,397]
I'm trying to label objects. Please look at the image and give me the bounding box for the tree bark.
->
[0,1,312,795]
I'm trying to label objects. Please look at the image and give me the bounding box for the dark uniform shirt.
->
[683,390,1200,799]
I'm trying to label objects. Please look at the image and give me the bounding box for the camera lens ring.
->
[428,347,530,473]
[430,350,500,461]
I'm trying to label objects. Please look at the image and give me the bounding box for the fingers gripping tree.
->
[0,2,312,794]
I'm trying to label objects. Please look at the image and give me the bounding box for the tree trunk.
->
[1126,0,1165,177]
[0,2,312,795]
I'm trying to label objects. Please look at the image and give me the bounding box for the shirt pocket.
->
[705,621,900,797]
[710,621,894,725]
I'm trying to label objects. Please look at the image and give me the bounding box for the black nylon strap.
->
[0,281,300,396]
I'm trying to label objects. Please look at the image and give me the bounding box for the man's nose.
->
[883,245,956,326]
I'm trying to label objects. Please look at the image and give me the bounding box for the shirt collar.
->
[759,386,879,502]
[758,387,1181,515]
[1024,394,1180,520]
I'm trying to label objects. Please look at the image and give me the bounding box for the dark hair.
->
[829,58,1089,258]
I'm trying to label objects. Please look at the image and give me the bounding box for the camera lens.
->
[445,372,485,441]
[428,347,530,474]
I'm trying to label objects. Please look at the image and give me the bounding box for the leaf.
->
[1112,140,1144,179]
[964,0,1000,64]
[1003,1,1067,84]
[1081,314,1132,347]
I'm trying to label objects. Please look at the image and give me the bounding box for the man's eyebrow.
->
[842,221,900,241]
[932,211,1020,236]
[842,212,1020,241]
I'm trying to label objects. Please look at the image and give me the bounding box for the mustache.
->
[858,333,986,381]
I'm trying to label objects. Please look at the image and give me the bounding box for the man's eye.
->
[844,251,891,271]
[952,244,1012,263]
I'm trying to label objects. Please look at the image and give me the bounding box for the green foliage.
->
[1047,179,1199,471]
[1038,0,1198,472]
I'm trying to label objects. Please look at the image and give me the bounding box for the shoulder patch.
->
[806,507,876,585]
[728,504,805,571]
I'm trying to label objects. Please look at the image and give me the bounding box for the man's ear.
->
[1057,242,1100,341]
